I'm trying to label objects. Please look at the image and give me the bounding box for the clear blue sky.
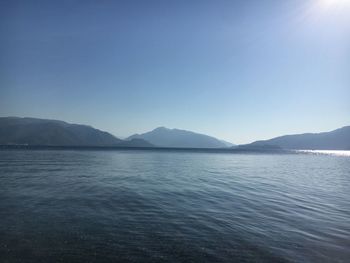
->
[1,0,349,144]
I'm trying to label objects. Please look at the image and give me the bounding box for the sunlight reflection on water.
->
[296,150,350,157]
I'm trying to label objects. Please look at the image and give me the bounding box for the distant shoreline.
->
[0,144,289,154]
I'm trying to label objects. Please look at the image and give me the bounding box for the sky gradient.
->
[1,0,349,144]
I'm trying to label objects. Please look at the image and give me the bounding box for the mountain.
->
[127,127,232,148]
[0,117,153,147]
[117,138,154,147]
[219,140,236,147]
[240,126,350,150]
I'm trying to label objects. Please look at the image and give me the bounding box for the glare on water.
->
[296,150,350,157]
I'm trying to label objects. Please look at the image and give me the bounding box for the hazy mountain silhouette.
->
[127,127,232,148]
[219,140,236,147]
[3,117,347,150]
[240,126,350,150]
[117,138,154,147]
[0,117,153,147]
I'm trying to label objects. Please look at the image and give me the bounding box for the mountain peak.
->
[153,126,170,131]
[127,127,233,148]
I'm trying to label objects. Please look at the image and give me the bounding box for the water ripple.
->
[0,149,349,262]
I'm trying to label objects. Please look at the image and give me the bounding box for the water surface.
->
[0,149,349,262]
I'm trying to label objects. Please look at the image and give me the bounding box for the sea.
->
[0,148,349,262]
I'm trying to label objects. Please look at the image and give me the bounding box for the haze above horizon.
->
[1,0,349,144]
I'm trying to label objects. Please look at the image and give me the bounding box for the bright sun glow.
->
[320,0,350,7]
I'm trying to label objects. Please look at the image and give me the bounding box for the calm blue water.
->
[0,149,349,262]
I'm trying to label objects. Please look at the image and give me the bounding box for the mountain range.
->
[241,126,350,150]
[127,127,231,148]
[0,117,349,150]
[0,117,152,147]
